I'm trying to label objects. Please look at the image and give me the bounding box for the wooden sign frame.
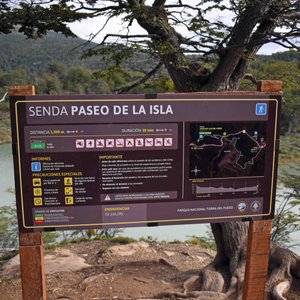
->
[9,80,281,300]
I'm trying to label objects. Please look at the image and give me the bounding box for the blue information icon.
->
[31,162,41,172]
[256,103,267,115]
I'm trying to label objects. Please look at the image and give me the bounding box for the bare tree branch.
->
[244,74,257,85]
[114,61,163,94]
[153,0,167,7]
[100,33,159,46]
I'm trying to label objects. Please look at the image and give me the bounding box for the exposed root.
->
[156,240,300,300]
[272,281,290,300]
[227,261,245,300]
[266,243,300,299]
[191,291,227,299]
[199,263,225,292]
[155,274,227,300]
[155,290,227,300]
[183,275,200,293]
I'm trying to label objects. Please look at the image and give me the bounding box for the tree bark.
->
[128,2,209,92]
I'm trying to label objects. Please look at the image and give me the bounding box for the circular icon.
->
[251,201,261,212]
[237,202,247,213]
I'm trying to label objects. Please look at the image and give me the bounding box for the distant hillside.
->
[0,32,299,135]
[0,30,299,96]
[0,31,157,73]
[0,31,166,96]
[0,31,102,72]
[257,51,300,63]
[1,31,299,73]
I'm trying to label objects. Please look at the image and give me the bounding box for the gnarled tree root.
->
[267,243,300,300]
[155,242,300,300]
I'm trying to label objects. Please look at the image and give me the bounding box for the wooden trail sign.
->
[9,81,282,300]
[10,93,280,232]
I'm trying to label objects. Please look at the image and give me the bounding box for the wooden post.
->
[8,85,36,97]
[9,85,47,300]
[256,80,283,93]
[243,220,272,300]
[19,233,46,300]
[243,80,282,300]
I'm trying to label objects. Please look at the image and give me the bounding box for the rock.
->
[81,274,104,289]
[196,256,205,263]
[107,241,150,257]
[1,255,20,278]
[1,249,91,279]
[45,249,91,274]
[163,250,175,257]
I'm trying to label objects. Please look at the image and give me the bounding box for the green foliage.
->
[0,32,174,96]
[110,236,137,245]
[94,66,129,89]
[0,32,97,73]
[43,231,61,248]
[281,90,300,135]
[279,135,300,165]
[185,235,216,250]
[0,204,18,255]
[1,2,87,39]
[139,236,158,243]
[241,52,300,134]
[0,116,11,144]
[0,102,9,112]
[253,60,300,90]
[272,167,300,248]
[60,228,124,244]
[99,245,109,254]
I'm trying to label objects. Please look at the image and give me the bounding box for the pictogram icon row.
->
[75,137,173,149]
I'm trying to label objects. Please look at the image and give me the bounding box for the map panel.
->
[189,122,267,179]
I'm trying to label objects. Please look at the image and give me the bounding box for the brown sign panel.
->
[9,94,281,232]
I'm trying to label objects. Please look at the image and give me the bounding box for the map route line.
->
[190,130,266,170]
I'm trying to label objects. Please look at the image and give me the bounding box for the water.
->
[0,143,15,206]
[0,143,299,253]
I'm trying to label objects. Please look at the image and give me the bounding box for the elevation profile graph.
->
[195,181,260,196]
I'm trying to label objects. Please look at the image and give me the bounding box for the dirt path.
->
[1,240,299,299]
[0,240,214,300]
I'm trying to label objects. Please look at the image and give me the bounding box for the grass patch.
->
[110,236,137,244]
[169,239,182,244]
[279,134,300,165]
[99,245,109,253]
[0,116,11,144]
[0,102,9,112]
[139,236,158,243]
[61,235,137,245]
[185,236,216,250]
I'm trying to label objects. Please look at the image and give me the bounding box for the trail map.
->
[189,122,267,178]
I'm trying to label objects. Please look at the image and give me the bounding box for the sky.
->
[70,20,285,55]
[68,1,287,55]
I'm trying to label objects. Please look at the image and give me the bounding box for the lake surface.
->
[0,143,299,253]
[0,143,15,206]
